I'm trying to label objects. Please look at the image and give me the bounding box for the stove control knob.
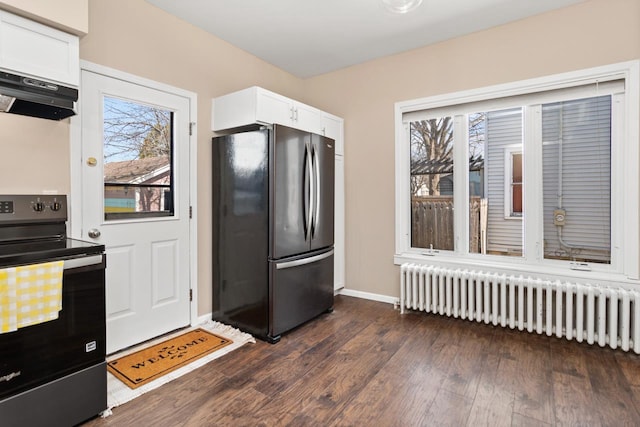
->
[50,201,62,211]
[33,201,45,212]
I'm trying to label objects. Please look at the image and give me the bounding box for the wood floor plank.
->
[465,354,515,427]
[251,319,369,396]
[632,385,640,414]
[425,388,474,426]
[508,334,554,424]
[287,323,412,426]
[552,371,599,426]
[511,412,552,427]
[332,315,443,426]
[440,332,493,399]
[550,338,590,378]
[614,352,640,387]
[584,348,640,426]
[82,295,640,427]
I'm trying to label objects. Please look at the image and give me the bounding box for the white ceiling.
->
[145,0,584,78]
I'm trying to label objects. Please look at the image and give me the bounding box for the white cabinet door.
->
[256,88,322,133]
[0,10,79,86]
[293,101,322,134]
[256,88,295,127]
[321,113,344,155]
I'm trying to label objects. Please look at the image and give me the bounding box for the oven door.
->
[0,254,106,400]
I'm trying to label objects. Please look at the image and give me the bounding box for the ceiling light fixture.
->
[381,0,423,14]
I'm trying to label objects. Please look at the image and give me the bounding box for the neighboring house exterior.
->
[482,97,611,262]
[540,96,611,263]
[409,98,612,261]
[103,155,171,215]
[485,108,524,256]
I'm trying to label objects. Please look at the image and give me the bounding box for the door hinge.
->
[189,206,193,218]
[189,289,193,301]
[189,122,196,136]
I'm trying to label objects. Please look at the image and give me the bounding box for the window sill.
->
[394,251,640,290]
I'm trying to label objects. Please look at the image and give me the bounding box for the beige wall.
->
[0,0,637,317]
[303,0,640,298]
[0,114,71,193]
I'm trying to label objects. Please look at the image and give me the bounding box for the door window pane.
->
[542,96,611,263]
[410,117,454,251]
[103,97,174,220]
[469,109,523,256]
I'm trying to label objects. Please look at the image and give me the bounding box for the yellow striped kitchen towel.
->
[0,267,18,333]
[0,261,64,333]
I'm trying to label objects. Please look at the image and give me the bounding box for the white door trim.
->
[70,60,199,327]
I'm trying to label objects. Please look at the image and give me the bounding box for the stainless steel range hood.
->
[0,71,78,120]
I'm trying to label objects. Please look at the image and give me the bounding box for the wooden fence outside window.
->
[411,196,487,252]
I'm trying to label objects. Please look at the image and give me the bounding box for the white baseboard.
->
[196,313,212,326]
[337,288,398,305]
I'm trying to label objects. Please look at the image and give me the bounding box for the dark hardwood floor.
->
[83,295,640,426]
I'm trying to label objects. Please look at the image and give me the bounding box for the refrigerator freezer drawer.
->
[269,249,334,338]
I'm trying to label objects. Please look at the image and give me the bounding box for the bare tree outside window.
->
[102,97,174,219]
[410,116,487,251]
[410,118,453,197]
[410,118,454,250]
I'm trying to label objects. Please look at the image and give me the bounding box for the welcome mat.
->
[107,328,232,389]
[103,321,255,416]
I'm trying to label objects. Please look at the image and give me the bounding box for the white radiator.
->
[400,263,640,354]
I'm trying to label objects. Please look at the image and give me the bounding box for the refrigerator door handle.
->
[312,142,321,239]
[275,249,334,270]
[306,140,314,241]
[303,141,310,240]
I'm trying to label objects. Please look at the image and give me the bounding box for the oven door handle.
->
[63,255,103,270]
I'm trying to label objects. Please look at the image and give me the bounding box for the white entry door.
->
[81,69,192,354]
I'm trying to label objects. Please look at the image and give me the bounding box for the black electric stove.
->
[0,194,107,427]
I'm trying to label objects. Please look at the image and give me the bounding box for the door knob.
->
[88,228,101,238]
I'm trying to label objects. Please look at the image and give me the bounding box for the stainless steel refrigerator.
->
[212,124,334,343]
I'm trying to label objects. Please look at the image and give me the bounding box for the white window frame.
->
[503,145,523,219]
[394,61,640,285]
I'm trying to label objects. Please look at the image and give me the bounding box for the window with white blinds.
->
[394,61,640,279]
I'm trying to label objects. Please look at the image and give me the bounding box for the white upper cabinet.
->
[321,112,344,155]
[212,86,324,135]
[0,10,79,86]
[290,100,322,135]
